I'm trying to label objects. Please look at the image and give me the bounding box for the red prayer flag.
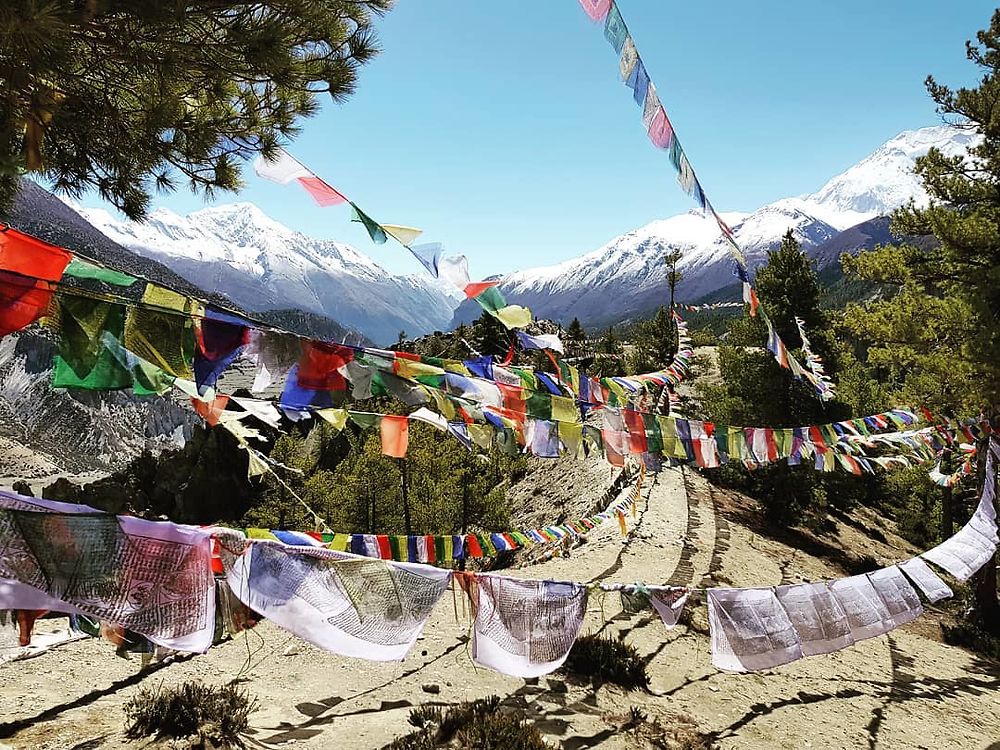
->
[296,176,348,207]
[624,409,648,454]
[424,535,436,564]
[380,415,409,458]
[462,280,499,299]
[376,535,392,559]
[296,341,353,391]
[648,107,674,148]
[0,227,72,281]
[465,534,482,558]
[191,394,231,426]
[0,271,56,336]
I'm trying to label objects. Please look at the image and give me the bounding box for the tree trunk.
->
[941,485,954,538]
[399,458,412,536]
[459,476,469,572]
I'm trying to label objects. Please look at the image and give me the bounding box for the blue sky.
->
[85,1,995,278]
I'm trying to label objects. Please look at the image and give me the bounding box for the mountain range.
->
[44,123,978,342]
[449,124,976,327]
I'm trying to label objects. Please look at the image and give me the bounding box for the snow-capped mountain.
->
[73,202,462,345]
[453,124,973,328]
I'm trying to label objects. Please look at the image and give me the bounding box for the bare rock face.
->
[0,329,197,478]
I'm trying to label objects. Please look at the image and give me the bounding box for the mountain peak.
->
[804,123,978,223]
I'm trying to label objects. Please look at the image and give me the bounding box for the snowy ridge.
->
[74,202,462,345]
[453,124,974,327]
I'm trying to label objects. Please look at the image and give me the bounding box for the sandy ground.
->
[1,466,999,749]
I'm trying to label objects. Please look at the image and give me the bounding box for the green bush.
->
[123,681,257,747]
[563,634,649,690]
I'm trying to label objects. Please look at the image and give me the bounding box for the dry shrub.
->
[563,633,649,690]
[123,680,257,748]
[387,696,549,750]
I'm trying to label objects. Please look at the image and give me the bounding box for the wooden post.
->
[459,471,470,571]
[398,457,412,536]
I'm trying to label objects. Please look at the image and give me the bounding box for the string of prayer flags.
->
[253,147,347,207]
[576,0,830,398]
[794,316,836,400]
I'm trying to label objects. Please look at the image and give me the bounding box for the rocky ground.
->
[1,460,998,750]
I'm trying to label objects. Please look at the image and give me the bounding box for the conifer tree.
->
[843,10,1000,628]
[700,231,851,522]
[0,0,390,219]
[564,317,586,358]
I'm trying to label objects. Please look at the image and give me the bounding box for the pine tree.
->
[0,1,390,219]
[754,230,826,355]
[564,317,586,358]
[699,231,851,523]
[843,10,1000,628]
[472,311,509,358]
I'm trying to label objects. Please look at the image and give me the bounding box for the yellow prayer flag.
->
[616,510,627,537]
[142,283,202,314]
[550,395,579,424]
[317,408,349,431]
[381,224,423,247]
[468,424,493,449]
[495,304,532,329]
[395,359,445,380]
[559,421,583,458]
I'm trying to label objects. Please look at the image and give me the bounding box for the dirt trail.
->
[1,466,999,749]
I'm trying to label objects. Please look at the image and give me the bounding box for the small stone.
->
[422,683,441,694]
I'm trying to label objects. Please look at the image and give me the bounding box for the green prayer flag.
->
[348,411,381,430]
[525,389,552,420]
[472,285,505,314]
[52,297,133,390]
[349,202,388,244]
[63,257,137,287]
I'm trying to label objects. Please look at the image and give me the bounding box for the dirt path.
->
[1,467,999,749]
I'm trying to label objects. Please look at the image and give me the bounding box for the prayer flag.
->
[516,331,564,354]
[495,305,532,329]
[63,257,136,286]
[297,177,348,207]
[254,148,347,206]
[627,59,649,106]
[648,107,674,148]
[381,224,423,247]
[408,242,443,277]
[350,203,388,244]
[619,37,638,82]
[296,341,353,391]
[52,297,133,389]
[577,0,611,22]
[604,2,627,52]
[0,226,71,281]
[0,271,56,337]
[380,415,409,458]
